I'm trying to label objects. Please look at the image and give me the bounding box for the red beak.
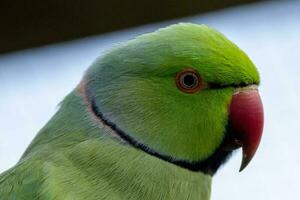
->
[229,85,264,171]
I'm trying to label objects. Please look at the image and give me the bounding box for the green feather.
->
[0,23,259,199]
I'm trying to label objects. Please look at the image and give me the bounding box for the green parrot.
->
[0,23,264,200]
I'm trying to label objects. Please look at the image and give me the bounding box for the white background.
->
[0,1,299,199]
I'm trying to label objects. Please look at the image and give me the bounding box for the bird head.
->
[83,23,264,175]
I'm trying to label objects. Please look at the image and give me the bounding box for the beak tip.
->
[239,148,256,172]
[239,159,249,172]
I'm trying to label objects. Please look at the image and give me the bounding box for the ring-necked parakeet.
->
[0,23,264,200]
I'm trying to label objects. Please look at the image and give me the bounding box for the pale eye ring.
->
[175,68,203,93]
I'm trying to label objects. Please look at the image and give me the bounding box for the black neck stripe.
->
[89,96,233,175]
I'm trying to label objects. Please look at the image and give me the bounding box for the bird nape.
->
[0,23,264,200]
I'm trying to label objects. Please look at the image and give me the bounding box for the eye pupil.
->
[182,74,196,88]
[175,68,203,94]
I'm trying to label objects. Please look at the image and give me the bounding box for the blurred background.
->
[0,0,299,199]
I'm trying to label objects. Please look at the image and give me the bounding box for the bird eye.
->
[176,68,203,93]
